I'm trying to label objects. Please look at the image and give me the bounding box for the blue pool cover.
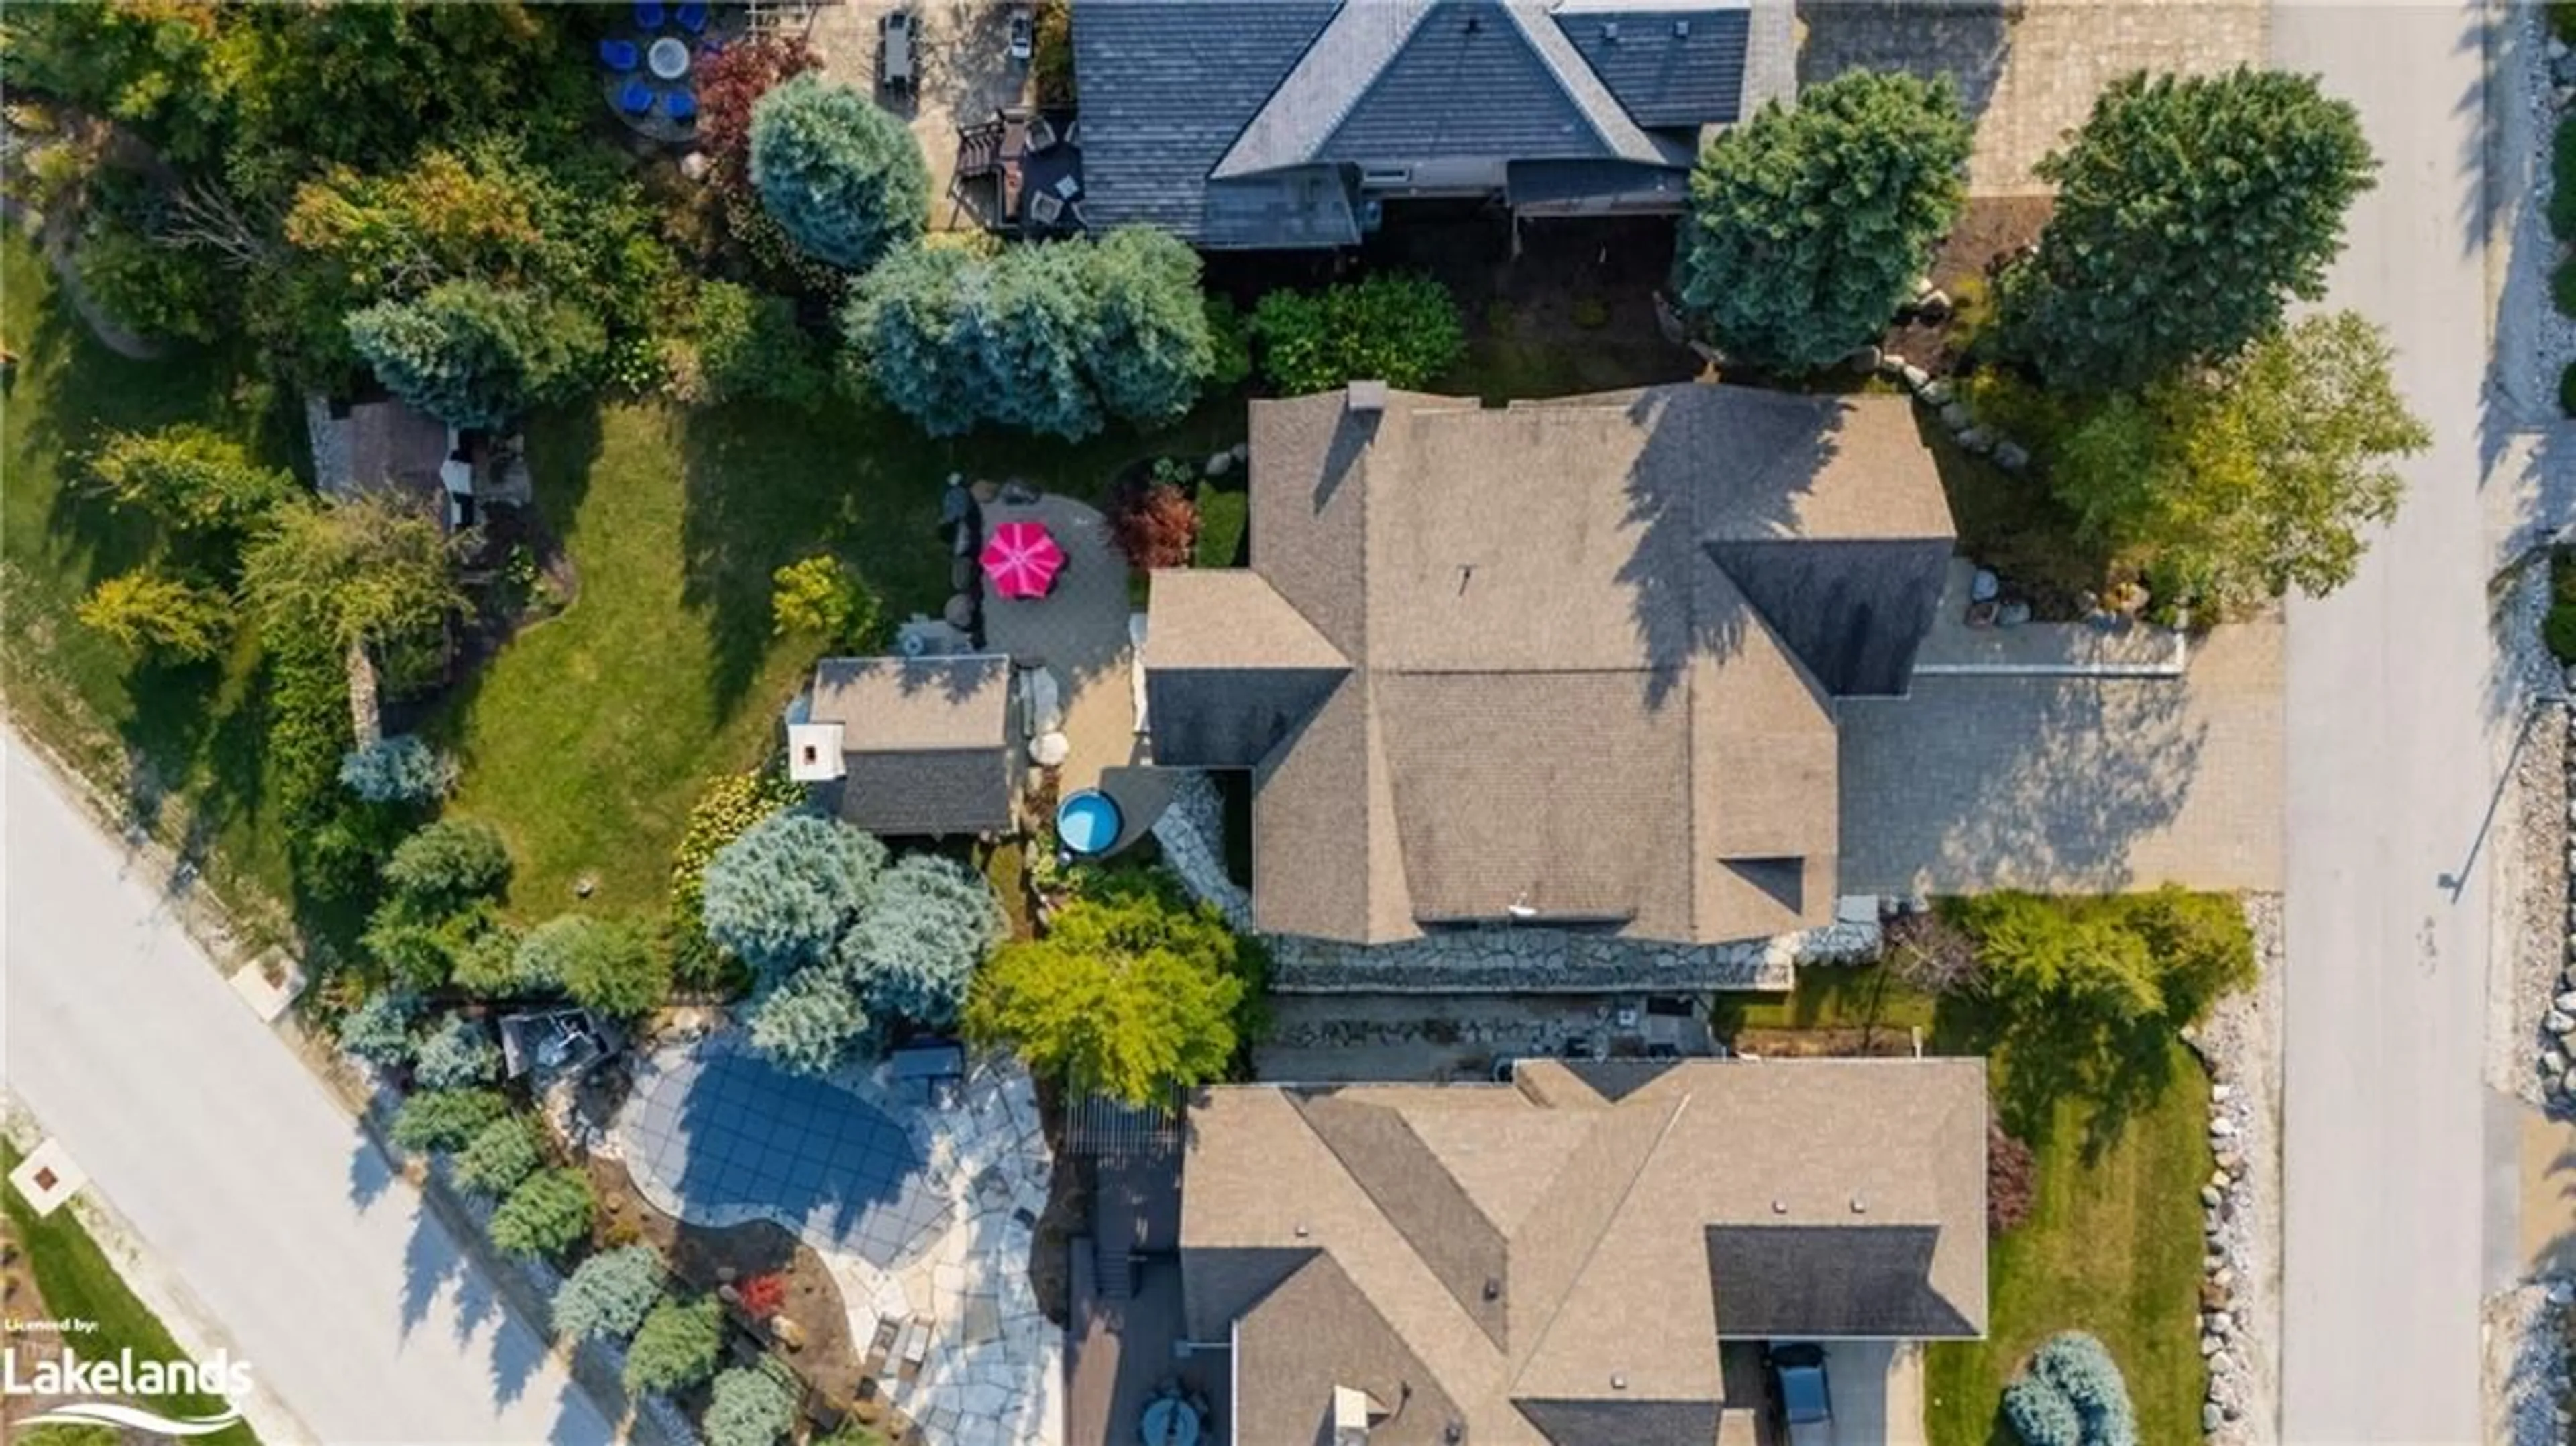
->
[1057,790,1122,855]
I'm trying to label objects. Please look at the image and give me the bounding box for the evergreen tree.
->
[551,1244,667,1343]
[346,278,604,428]
[747,74,929,271]
[840,854,1006,1029]
[700,812,887,975]
[453,1115,544,1198]
[747,966,873,1078]
[1675,70,1971,374]
[623,1294,726,1396]
[2000,67,2375,391]
[487,1166,594,1260]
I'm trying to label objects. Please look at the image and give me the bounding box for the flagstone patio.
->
[617,1036,1064,1446]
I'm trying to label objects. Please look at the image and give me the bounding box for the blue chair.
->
[665,89,698,123]
[599,37,639,71]
[676,1,708,33]
[635,0,667,28]
[618,79,655,115]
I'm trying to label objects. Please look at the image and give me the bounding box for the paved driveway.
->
[1839,622,2284,896]
[0,734,622,1445]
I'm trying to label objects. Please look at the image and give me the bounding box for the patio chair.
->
[676,1,708,32]
[599,37,640,71]
[665,88,698,123]
[618,79,656,115]
[635,0,667,29]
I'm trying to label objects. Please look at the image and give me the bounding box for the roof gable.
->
[1704,1223,1980,1337]
[1550,5,1752,127]
[1318,1,1616,164]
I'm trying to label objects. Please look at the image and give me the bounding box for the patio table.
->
[648,35,692,80]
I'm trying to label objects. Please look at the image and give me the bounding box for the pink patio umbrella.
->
[981,520,1067,600]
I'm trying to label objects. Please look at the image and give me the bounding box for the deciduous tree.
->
[239,490,468,669]
[963,870,1254,1105]
[748,74,928,271]
[1674,70,1971,374]
[2047,311,2426,614]
[85,425,292,537]
[1999,68,2375,392]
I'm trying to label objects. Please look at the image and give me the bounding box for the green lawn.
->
[438,398,1242,920]
[1,1142,264,1445]
[1724,962,2212,1446]
[1923,1030,2212,1446]
[0,224,307,938]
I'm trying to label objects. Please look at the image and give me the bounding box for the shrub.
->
[695,34,818,187]
[1674,70,1972,374]
[1250,274,1465,394]
[447,915,532,997]
[390,1088,511,1154]
[770,555,886,651]
[747,965,874,1078]
[2002,1332,2137,1446]
[382,820,513,913]
[487,1167,596,1260]
[85,425,292,537]
[1195,484,1248,569]
[673,279,829,408]
[366,898,510,992]
[2555,116,2576,241]
[340,736,455,804]
[1882,909,1980,995]
[2556,0,2576,44]
[703,1361,799,1446]
[411,1015,502,1090]
[839,854,1006,1028]
[701,812,888,975]
[2563,359,2576,420]
[338,989,421,1067]
[1988,1120,2037,1235]
[671,769,810,923]
[2551,551,2576,666]
[1110,476,1199,571]
[76,570,231,661]
[735,1272,788,1321]
[1203,294,1252,391]
[552,1244,667,1343]
[1031,0,1074,107]
[748,74,928,271]
[453,1115,545,1199]
[623,1294,727,1396]
[2557,252,2576,320]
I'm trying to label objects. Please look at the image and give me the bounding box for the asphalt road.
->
[0,734,619,1445]
[2275,1,2494,1439]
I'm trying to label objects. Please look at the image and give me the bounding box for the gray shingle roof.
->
[1181,1058,1990,1446]
[1146,384,1954,946]
[808,656,1013,836]
[1073,0,1757,247]
[1550,4,1752,126]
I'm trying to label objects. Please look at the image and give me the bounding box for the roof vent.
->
[1601,20,1618,40]
[1771,1199,1788,1215]
[1482,1276,1501,1302]
[1348,379,1388,413]
[1611,1374,1628,1391]
[1294,1221,1311,1239]
[1850,1192,1868,1214]
[1674,17,1690,36]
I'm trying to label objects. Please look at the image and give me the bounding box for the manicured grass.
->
[439,398,1241,920]
[1715,963,1939,1034]
[1195,482,1247,569]
[1923,1030,2212,1446]
[0,224,306,934]
[0,1142,264,1445]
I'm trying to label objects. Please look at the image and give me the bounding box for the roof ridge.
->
[1499,0,1665,162]
[1507,1089,1692,1388]
[1213,0,1440,179]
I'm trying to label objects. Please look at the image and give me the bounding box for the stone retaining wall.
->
[1267,914,1880,994]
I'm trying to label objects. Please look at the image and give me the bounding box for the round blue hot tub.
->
[1056,790,1124,856]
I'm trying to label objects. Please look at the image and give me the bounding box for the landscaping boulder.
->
[1939,401,1971,431]
[1995,441,2032,472]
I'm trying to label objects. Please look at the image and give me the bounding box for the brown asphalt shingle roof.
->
[1181,1058,1990,1446]
[808,656,1013,836]
[1148,384,1953,945]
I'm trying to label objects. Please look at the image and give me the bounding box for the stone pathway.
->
[616,1036,1063,1446]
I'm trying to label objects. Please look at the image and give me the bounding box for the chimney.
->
[1348,380,1389,413]
[1333,1386,1377,1445]
[787,722,846,782]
